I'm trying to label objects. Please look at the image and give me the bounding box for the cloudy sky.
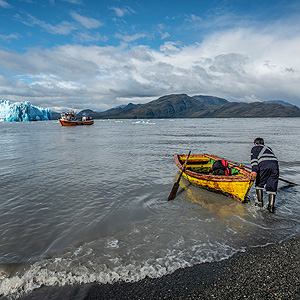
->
[0,0,300,111]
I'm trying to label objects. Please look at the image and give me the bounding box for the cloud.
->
[109,6,135,17]
[74,31,107,43]
[159,41,181,53]
[62,0,83,4]
[0,0,12,8]
[1,21,300,111]
[185,14,202,22]
[70,12,103,29]
[157,24,170,40]
[0,33,19,41]
[17,13,77,35]
[115,33,147,42]
[161,32,170,40]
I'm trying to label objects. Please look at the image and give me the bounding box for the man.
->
[250,137,279,213]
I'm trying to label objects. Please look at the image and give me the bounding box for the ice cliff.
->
[0,100,52,122]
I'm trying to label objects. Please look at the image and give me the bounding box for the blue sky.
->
[1,0,300,111]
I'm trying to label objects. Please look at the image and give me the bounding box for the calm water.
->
[0,118,299,298]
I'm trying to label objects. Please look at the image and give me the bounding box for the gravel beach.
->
[20,236,300,300]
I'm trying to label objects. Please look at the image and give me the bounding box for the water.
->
[0,118,299,298]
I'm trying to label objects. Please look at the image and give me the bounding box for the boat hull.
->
[58,119,94,126]
[174,154,253,202]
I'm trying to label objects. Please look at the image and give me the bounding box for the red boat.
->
[58,112,94,126]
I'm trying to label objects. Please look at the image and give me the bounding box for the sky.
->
[0,0,300,112]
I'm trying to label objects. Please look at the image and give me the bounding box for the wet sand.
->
[20,236,300,300]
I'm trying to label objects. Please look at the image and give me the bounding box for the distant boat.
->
[58,111,94,126]
[174,154,253,202]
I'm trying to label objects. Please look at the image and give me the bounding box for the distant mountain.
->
[51,111,61,119]
[193,95,228,107]
[76,109,101,119]
[191,102,300,118]
[90,94,229,119]
[263,100,294,106]
[61,94,300,119]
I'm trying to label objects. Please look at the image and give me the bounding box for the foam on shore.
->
[20,236,299,300]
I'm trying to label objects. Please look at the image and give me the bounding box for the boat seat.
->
[187,163,212,168]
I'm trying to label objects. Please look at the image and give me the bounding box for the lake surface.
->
[0,118,299,298]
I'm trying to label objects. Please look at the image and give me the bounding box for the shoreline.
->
[20,236,300,300]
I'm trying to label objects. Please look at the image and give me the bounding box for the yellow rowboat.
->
[174,154,254,202]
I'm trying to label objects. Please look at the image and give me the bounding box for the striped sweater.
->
[251,144,278,173]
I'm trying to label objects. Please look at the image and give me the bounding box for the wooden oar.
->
[212,154,298,186]
[168,151,191,201]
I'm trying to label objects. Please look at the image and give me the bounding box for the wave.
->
[0,237,243,298]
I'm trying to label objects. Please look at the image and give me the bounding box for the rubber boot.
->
[267,194,276,213]
[255,189,263,207]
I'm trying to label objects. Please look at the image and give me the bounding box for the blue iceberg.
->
[0,100,52,122]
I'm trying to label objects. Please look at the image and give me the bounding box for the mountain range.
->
[55,94,300,119]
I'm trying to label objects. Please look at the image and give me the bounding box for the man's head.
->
[254,137,264,145]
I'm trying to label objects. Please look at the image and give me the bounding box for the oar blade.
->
[168,182,179,201]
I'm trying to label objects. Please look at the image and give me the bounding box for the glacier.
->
[0,100,52,122]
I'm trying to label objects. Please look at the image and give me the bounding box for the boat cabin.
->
[60,112,76,121]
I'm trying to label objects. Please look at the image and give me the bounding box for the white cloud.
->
[159,41,182,53]
[0,0,12,8]
[115,33,147,42]
[1,22,300,110]
[74,31,107,43]
[157,24,170,40]
[109,6,135,17]
[161,32,170,40]
[19,14,77,35]
[62,0,83,4]
[70,12,103,29]
[185,14,202,22]
[0,33,19,41]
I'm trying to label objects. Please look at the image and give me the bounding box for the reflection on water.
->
[186,188,248,218]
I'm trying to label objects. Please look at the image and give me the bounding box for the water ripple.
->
[0,118,300,298]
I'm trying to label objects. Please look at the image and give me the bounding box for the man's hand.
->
[250,171,257,179]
